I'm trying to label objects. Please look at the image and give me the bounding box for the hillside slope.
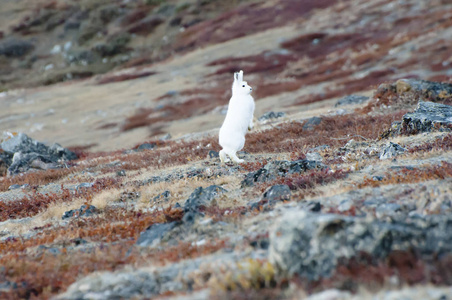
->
[0,0,452,299]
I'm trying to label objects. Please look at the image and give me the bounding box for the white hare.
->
[219,70,255,163]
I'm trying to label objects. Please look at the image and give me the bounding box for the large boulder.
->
[402,101,452,134]
[0,132,77,175]
[269,209,452,280]
[183,185,227,212]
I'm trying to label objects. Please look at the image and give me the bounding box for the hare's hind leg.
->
[229,151,244,164]
[219,150,230,163]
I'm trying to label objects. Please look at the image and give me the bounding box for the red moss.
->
[357,162,452,189]
[176,0,339,52]
[97,71,156,85]
[407,134,452,153]
[245,111,406,154]
[207,52,299,76]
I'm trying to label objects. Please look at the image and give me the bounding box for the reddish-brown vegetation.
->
[357,161,452,189]
[245,111,406,154]
[407,134,452,153]
[301,251,452,294]
[0,168,75,192]
[122,86,228,132]
[176,0,339,52]
[97,71,156,85]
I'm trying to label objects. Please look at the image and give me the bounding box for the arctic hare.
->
[219,70,255,163]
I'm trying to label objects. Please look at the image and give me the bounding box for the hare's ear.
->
[234,72,239,82]
[238,70,244,82]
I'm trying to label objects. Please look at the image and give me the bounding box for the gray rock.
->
[335,95,369,107]
[208,150,219,158]
[184,185,227,212]
[8,184,29,190]
[269,210,452,280]
[258,111,286,122]
[249,184,291,210]
[380,142,406,160]
[1,132,77,175]
[0,38,34,57]
[303,116,322,130]
[137,143,156,151]
[396,78,452,101]
[242,160,325,187]
[262,185,291,202]
[136,222,180,247]
[8,152,59,175]
[402,101,452,134]
[116,170,126,176]
[306,152,323,162]
[76,182,94,190]
[62,205,98,220]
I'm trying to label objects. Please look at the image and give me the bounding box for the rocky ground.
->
[1,0,452,299]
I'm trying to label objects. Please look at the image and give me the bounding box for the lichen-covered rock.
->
[249,184,291,211]
[258,111,286,122]
[184,185,227,212]
[0,132,77,175]
[402,101,452,134]
[262,185,291,202]
[395,79,452,102]
[242,160,325,187]
[136,221,181,247]
[62,205,98,220]
[269,210,452,280]
[303,116,322,130]
[380,142,406,160]
[152,190,171,203]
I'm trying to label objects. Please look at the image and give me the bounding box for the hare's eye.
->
[242,85,245,87]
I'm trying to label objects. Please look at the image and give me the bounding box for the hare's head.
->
[232,70,253,96]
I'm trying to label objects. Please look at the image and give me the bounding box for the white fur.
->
[219,70,255,163]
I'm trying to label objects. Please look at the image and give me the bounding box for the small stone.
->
[160,133,172,141]
[258,111,286,122]
[302,116,322,130]
[62,205,98,220]
[116,170,126,176]
[335,95,369,107]
[137,143,156,151]
[306,201,321,212]
[76,182,94,190]
[306,152,323,162]
[208,150,219,158]
[8,184,22,190]
[380,142,406,160]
